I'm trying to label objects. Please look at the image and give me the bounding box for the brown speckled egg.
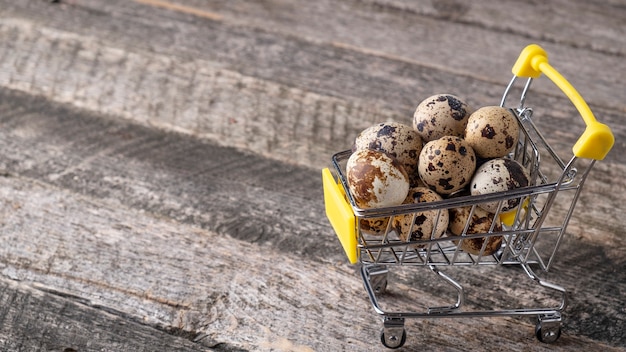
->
[359,217,391,236]
[394,187,449,247]
[353,122,423,186]
[465,106,519,158]
[346,149,410,209]
[449,206,503,256]
[470,158,531,213]
[418,136,476,195]
[413,94,473,142]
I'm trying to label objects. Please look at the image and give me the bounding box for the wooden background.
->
[0,0,624,351]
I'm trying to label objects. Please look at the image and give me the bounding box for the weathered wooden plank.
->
[156,0,626,57]
[0,278,213,352]
[0,88,624,350]
[0,15,394,169]
[361,0,626,56]
[0,87,624,262]
[47,0,626,112]
[1,167,624,351]
[1,5,624,172]
[0,88,333,259]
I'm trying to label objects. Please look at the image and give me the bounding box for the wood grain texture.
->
[0,161,624,352]
[0,278,213,352]
[0,0,625,350]
[1,0,625,170]
[0,88,624,351]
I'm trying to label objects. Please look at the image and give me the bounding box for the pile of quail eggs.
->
[346,94,531,255]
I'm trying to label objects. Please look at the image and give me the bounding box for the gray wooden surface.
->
[0,1,625,351]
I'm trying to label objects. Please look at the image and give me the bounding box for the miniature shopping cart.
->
[322,44,614,349]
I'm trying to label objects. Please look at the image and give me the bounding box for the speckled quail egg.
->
[449,206,503,256]
[465,106,519,158]
[353,122,423,186]
[359,217,392,236]
[470,158,531,213]
[394,187,449,247]
[418,136,476,195]
[346,149,410,209]
[413,94,473,142]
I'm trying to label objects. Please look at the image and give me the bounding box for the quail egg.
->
[394,187,449,247]
[346,149,410,209]
[470,158,531,213]
[353,121,423,186]
[418,136,476,195]
[413,94,473,142]
[465,106,519,158]
[359,217,392,236]
[449,206,503,256]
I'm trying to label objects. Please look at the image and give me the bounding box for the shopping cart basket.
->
[322,44,614,349]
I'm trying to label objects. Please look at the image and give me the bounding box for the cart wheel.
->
[380,328,406,349]
[535,322,561,343]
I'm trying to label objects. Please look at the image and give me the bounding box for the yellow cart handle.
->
[511,44,614,160]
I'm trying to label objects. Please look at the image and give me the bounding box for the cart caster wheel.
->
[380,328,406,349]
[535,322,561,343]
